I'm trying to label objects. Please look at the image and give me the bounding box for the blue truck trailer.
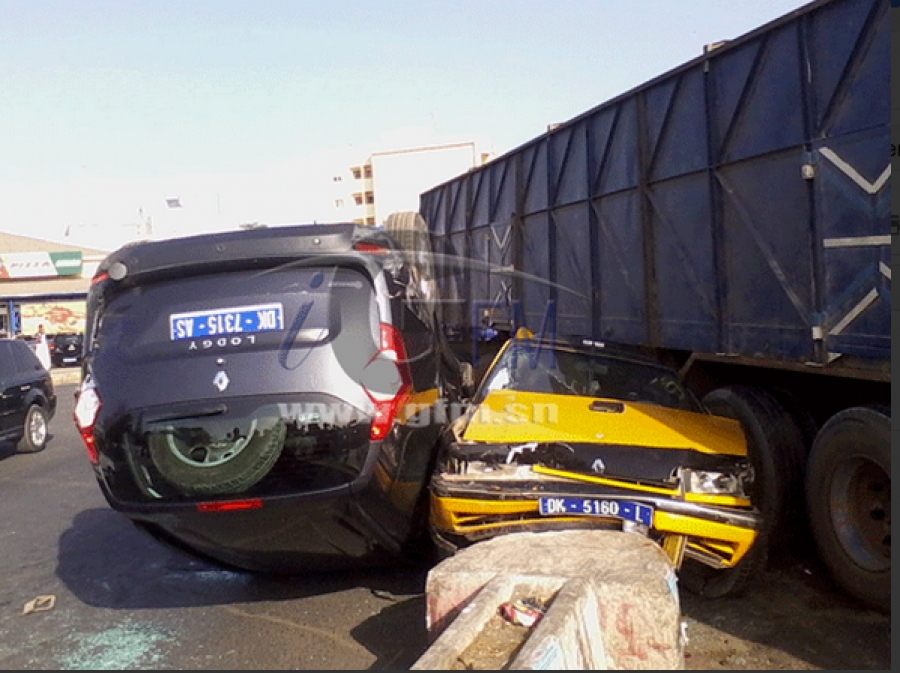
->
[418,0,890,610]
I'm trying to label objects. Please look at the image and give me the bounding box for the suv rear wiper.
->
[143,405,228,424]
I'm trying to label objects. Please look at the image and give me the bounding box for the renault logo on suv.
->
[213,371,230,392]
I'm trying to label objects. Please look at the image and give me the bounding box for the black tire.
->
[149,419,286,496]
[680,385,804,598]
[16,404,49,453]
[805,406,890,612]
[700,385,804,541]
[679,537,769,599]
[767,386,819,550]
[767,387,817,467]
[383,211,437,304]
[384,211,432,262]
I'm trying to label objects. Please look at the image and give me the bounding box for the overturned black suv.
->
[75,221,469,572]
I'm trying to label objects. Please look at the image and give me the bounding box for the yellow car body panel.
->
[431,494,756,568]
[398,387,441,423]
[652,511,756,565]
[462,389,747,456]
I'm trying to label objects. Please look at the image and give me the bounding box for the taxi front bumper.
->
[430,470,761,569]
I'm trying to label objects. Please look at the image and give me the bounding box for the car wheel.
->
[148,418,287,496]
[805,406,890,612]
[17,404,49,453]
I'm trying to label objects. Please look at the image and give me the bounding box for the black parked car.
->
[75,220,469,572]
[0,338,57,453]
[50,332,84,367]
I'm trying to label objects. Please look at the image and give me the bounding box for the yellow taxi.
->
[430,331,765,597]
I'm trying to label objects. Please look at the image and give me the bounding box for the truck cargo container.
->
[418,0,890,610]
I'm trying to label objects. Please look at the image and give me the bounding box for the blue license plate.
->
[538,497,653,527]
[169,303,284,341]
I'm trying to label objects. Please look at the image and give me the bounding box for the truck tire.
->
[680,385,804,599]
[805,406,890,612]
[701,385,805,540]
[16,404,49,453]
[766,387,816,475]
[149,418,286,496]
[384,211,437,305]
[384,211,431,260]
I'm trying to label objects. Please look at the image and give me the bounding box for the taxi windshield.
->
[478,341,702,413]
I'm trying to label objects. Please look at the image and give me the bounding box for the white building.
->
[337,142,490,226]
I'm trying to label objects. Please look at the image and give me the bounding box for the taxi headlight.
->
[688,465,753,498]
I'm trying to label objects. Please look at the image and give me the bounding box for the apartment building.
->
[336,141,489,226]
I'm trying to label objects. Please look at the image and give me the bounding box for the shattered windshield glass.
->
[479,341,702,413]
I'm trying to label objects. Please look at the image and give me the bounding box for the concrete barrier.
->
[412,530,684,670]
[51,368,81,386]
[510,576,607,669]
[412,574,566,670]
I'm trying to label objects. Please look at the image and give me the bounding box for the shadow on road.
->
[0,441,16,461]
[56,507,430,612]
[352,594,429,670]
[0,434,57,462]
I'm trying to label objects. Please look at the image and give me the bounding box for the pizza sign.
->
[0,252,83,279]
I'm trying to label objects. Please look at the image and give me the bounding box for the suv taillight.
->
[74,377,102,465]
[361,323,412,441]
[352,241,390,254]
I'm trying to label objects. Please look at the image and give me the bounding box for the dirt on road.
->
[678,547,890,670]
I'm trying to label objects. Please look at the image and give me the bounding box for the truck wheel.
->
[384,211,431,261]
[805,406,890,612]
[700,385,805,541]
[680,385,804,599]
[767,387,816,471]
[384,211,437,304]
[16,404,49,453]
[149,418,286,496]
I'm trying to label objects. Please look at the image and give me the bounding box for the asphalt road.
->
[0,382,431,670]
[0,379,890,670]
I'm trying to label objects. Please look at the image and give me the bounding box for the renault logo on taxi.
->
[213,371,230,392]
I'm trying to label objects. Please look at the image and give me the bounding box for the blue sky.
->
[1,0,811,250]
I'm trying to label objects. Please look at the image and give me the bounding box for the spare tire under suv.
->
[74,222,467,572]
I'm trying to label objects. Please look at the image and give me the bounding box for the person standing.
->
[35,324,52,370]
